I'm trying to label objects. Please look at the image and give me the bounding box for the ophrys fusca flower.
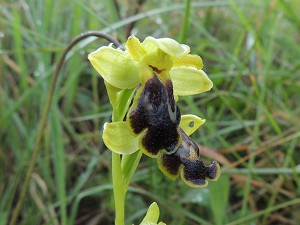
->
[88,35,220,187]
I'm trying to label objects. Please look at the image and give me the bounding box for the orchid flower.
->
[88,35,220,187]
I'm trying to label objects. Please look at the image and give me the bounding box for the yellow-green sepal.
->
[103,122,139,154]
[88,46,139,89]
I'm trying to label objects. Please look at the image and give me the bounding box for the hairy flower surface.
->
[127,74,181,157]
[88,35,220,187]
[158,128,220,188]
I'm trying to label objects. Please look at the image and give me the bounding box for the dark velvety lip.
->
[158,128,220,187]
[127,74,181,156]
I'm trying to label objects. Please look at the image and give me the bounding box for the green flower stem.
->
[112,151,143,225]
[111,113,143,224]
[112,152,125,225]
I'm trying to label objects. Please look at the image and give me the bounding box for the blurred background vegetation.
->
[1,0,300,224]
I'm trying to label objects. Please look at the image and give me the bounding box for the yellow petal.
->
[88,46,139,89]
[170,67,213,96]
[172,54,203,70]
[180,114,205,136]
[126,35,147,62]
[103,122,139,154]
[142,36,190,57]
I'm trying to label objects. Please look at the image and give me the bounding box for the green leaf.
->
[208,174,230,225]
[50,106,67,225]
[121,150,143,189]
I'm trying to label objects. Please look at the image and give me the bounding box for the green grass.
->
[1,0,300,224]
